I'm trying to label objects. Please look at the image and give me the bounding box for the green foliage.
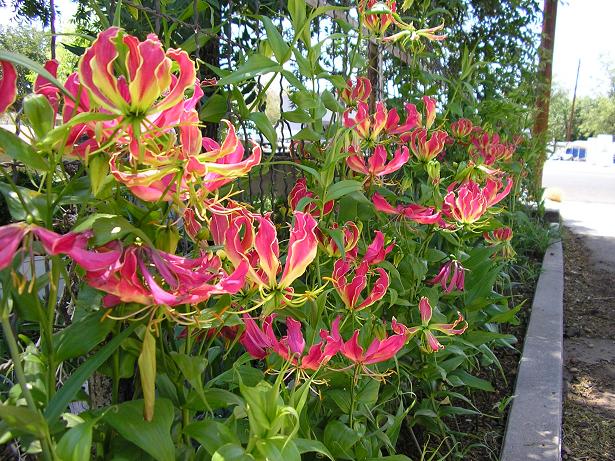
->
[0,1,548,460]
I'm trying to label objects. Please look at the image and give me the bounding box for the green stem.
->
[349,364,360,428]
[45,257,61,399]
[1,314,55,461]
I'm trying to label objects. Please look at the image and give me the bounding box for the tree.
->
[577,96,615,137]
[548,85,571,142]
[0,24,50,107]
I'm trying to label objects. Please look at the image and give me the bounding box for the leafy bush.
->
[0,1,545,459]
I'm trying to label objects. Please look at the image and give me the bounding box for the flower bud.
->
[426,160,441,185]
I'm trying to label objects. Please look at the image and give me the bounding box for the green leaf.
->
[103,399,175,461]
[260,16,290,63]
[327,389,351,413]
[0,50,76,103]
[73,214,152,246]
[450,370,494,392]
[138,328,157,422]
[367,456,413,461]
[283,108,313,123]
[357,379,379,407]
[326,227,346,259]
[321,90,344,113]
[56,419,96,461]
[0,182,48,222]
[61,42,86,57]
[292,127,321,142]
[212,444,253,461]
[45,324,137,422]
[42,112,118,146]
[53,310,115,362]
[0,127,49,170]
[323,420,360,458]
[0,405,47,438]
[324,180,363,202]
[270,161,321,184]
[23,94,55,140]
[184,420,240,455]
[218,54,281,86]
[185,388,244,411]
[239,380,277,439]
[288,0,309,46]
[489,303,523,323]
[249,112,277,153]
[295,438,334,460]
[200,93,228,123]
[289,90,320,109]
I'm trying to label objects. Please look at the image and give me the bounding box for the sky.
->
[1,0,614,99]
[552,0,615,98]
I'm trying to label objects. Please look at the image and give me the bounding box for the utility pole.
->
[532,0,558,195]
[566,60,581,142]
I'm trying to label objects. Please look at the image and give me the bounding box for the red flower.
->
[359,0,397,36]
[341,329,406,365]
[429,259,466,293]
[347,144,409,178]
[240,315,341,370]
[409,128,448,162]
[0,60,17,113]
[332,259,389,311]
[340,77,372,105]
[372,192,441,225]
[442,178,512,224]
[79,27,195,118]
[316,221,361,258]
[450,118,473,138]
[288,178,334,217]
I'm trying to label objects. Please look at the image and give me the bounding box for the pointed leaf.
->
[0,127,49,170]
[138,327,157,421]
[103,399,175,461]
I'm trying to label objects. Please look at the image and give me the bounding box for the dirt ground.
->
[563,228,615,461]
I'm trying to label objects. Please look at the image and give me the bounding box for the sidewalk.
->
[543,160,615,459]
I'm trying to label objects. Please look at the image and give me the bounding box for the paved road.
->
[543,160,615,269]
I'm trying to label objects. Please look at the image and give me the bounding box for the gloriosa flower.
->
[450,118,474,138]
[340,77,372,106]
[429,259,466,293]
[442,178,513,225]
[110,120,262,202]
[409,128,448,162]
[393,297,467,353]
[224,211,319,307]
[79,27,196,119]
[470,131,517,165]
[484,227,513,244]
[372,192,441,225]
[240,315,340,371]
[0,60,17,113]
[346,144,409,179]
[332,259,389,311]
[484,227,516,258]
[330,231,392,311]
[0,223,247,312]
[288,178,334,217]
[343,101,419,144]
[382,22,446,45]
[316,221,361,258]
[359,0,397,36]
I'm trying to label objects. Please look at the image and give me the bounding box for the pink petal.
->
[285,317,306,355]
[418,297,432,325]
[0,61,17,113]
[278,212,317,289]
[0,223,28,269]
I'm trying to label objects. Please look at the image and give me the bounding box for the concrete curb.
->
[500,237,564,461]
